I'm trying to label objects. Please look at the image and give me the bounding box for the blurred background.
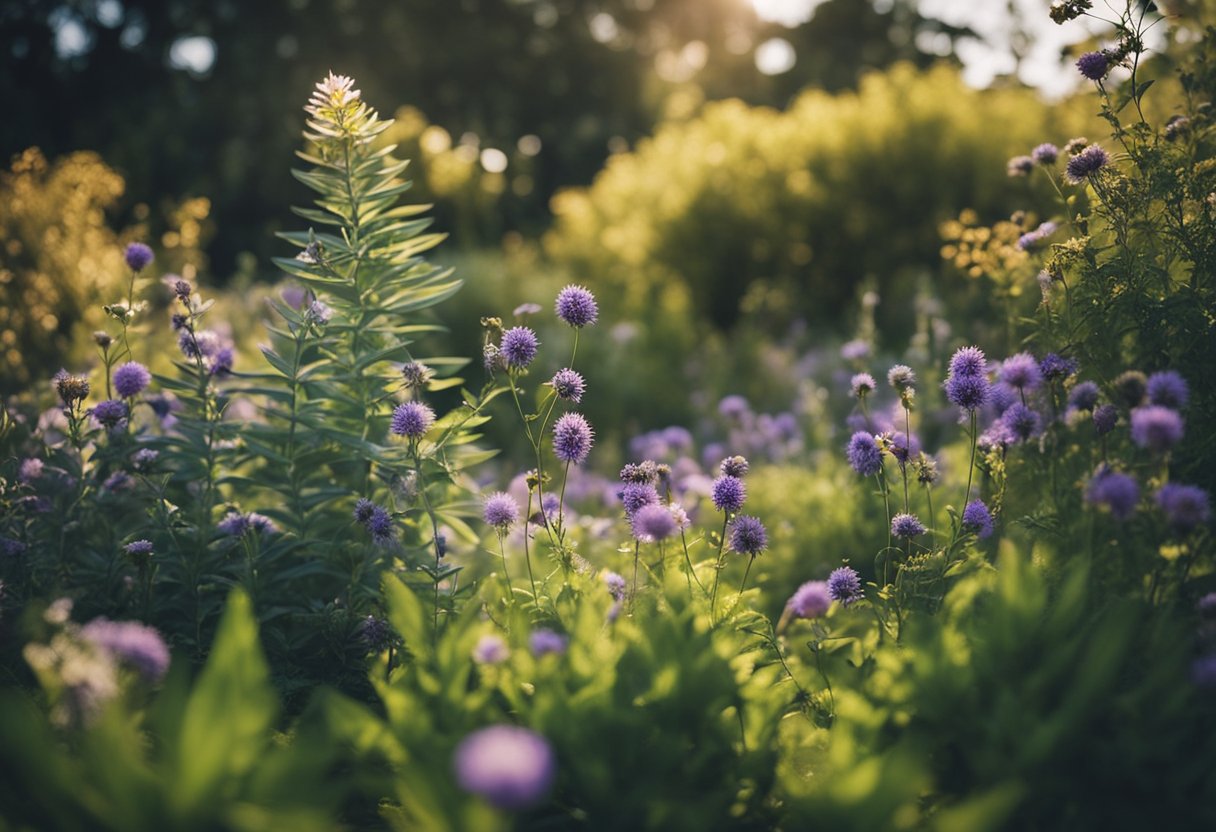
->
[0,0,1194,440]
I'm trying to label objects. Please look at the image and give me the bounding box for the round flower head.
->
[555,285,598,328]
[453,725,556,810]
[473,634,509,665]
[18,458,43,483]
[1156,484,1210,533]
[1006,155,1034,177]
[483,492,521,531]
[1038,353,1077,381]
[1086,467,1139,520]
[354,498,376,524]
[1146,371,1189,409]
[945,373,990,411]
[1129,406,1184,452]
[124,539,154,558]
[847,432,884,477]
[1068,381,1100,412]
[999,353,1043,391]
[827,566,864,606]
[962,499,994,539]
[603,570,627,600]
[948,346,987,378]
[887,364,916,393]
[500,327,540,368]
[1076,50,1109,80]
[632,503,677,542]
[400,360,434,389]
[720,455,750,478]
[729,515,768,556]
[711,475,747,513]
[124,242,154,272]
[1032,143,1059,165]
[850,372,876,399]
[91,399,129,428]
[914,453,939,485]
[53,369,90,405]
[81,617,170,682]
[552,412,594,464]
[390,401,435,438]
[718,394,751,419]
[366,506,395,545]
[620,461,660,484]
[113,361,151,398]
[1092,404,1118,436]
[840,339,871,362]
[1002,403,1042,442]
[619,482,660,516]
[550,368,585,403]
[529,628,568,657]
[891,513,926,539]
[1065,144,1110,184]
[788,581,831,619]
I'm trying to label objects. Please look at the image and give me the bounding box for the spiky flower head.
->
[944,374,990,411]
[1146,371,1189,410]
[1086,467,1139,520]
[787,581,831,619]
[914,453,939,485]
[483,492,521,531]
[550,368,585,403]
[1129,406,1184,452]
[400,361,434,389]
[353,498,376,524]
[1063,136,1090,156]
[962,499,994,539]
[720,455,750,478]
[619,482,660,516]
[999,353,1043,391]
[91,399,128,428]
[453,726,555,810]
[1002,403,1042,442]
[891,513,926,539]
[1156,484,1210,533]
[555,285,598,327]
[500,327,540,368]
[1039,353,1078,381]
[850,372,877,399]
[1093,403,1118,436]
[390,401,436,438]
[887,364,916,393]
[1068,381,1100,412]
[124,242,154,272]
[365,506,395,545]
[305,72,363,121]
[619,461,660,485]
[359,616,398,652]
[123,540,154,559]
[729,515,768,556]
[1076,51,1109,80]
[847,431,884,477]
[1065,145,1110,184]
[948,346,987,378]
[632,503,677,542]
[552,412,594,464]
[827,566,863,606]
[1007,155,1035,177]
[113,361,151,398]
[711,475,747,512]
[53,370,90,406]
[1032,143,1059,164]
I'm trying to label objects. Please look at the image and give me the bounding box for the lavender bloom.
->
[620,461,660,485]
[1129,406,1184,452]
[132,448,159,471]
[18,458,43,483]
[483,492,521,531]
[632,503,677,542]
[988,382,1017,417]
[529,629,568,657]
[787,581,831,619]
[891,513,926,539]
[1000,353,1043,390]
[500,327,540,368]
[729,515,768,555]
[619,482,660,516]
[453,726,556,809]
[827,566,863,606]
[1007,155,1035,177]
[711,475,747,512]
[1002,403,1042,442]
[1017,221,1058,251]
[1039,353,1077,381]
[555,285,598,327]
[354,498,376,524]
[1093,404,1118,435]
[1032,143,1059,164]
[718,395,750,420]
[850,372,877,399]
[113,362,151,398]
[1065,145,1110,184]
[1146,371,1189,409]
[81,618,170,682]
[550,368,585,403]
[887,365,915,393]
[91,399,129,428]
[390,401,436,438]
[366,506,395,545]
[1156,484,1210,533]
[603,571,627,600]
[962,499,994,539]
[124,242,154,272]
[1076,50,1109,80]
[552,412,594,464]
[720,455,750,478]
[847,431,884,477]
[1068,381,1101,412]
[123,540,154,558]
[513,302,542,317]
[208,346,235,377]
[473,634,510,665]
[400,360,434,389]
[944,374,990,411]
[840,339,871,362]
[217,511,279,537]
[1086,468,1139,520]
[948,346,987,378]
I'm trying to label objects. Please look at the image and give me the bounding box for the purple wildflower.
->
[1039,353,1078,381]
[1076,50,1109,80]
[555,285,598,328]
[472,634,510,665]
[999,353,1043,391]
[552,412,593,464]
[1093,404,1118,435]
[123,242,154,272]
[1146,371,1189,409]
[453,726,556,809]
[81,618,170,682]
[1129,406,1184,452]
[944,374,990,411]
[632,503,677,542]
[529,628,568,657]
[113,362,151,398]
[850,372,876,399]
[891,513,926,539]
[619,482,660,516]
[840,339,871,362]
[1002,403,1042,442]
[400,360,433,389]
[1017,221,1058,251]
[787,581,831,619]
[483,492,521,531]
[949,346,987,378]
[887,365,915,393]
[827,566,863,606]
[603,571,627,600]
[1156,484,1210,533]
[366,506,395,545]
[1065,145,1110,184]
[123,540,154,558]
[711,475,747,512]
[390,401,436,438]
[550,368,585,403]
[18,458,43,483]
[720,455,749,478]
[1086,467,1139,520]
[1068,381,1100,412]
[1007,155,1035,177]
[359,616,397,652]
[500,327,540,368]
[846,431,883,477]
[962,499,994,539]
[91,399,128,428]
[729,515,768,555]
[718,395,750,419]
[1032,143,1059,164]
[354,498,376,524]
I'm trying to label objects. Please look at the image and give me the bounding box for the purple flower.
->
[1007,155,1035,177]
[124,242,154,272]
[354,498,376,524]
[988,382,1017,417]
[1065,144,1110,184]
[366,506,395,545]
[550,368,585,402]
[1039,353,1078,381]
[1032,143,1059,164]
[217,511,278,537]
[729,515,768,555]
[1192,655,1216,689]
[113,361,152,398]
[1086,467,1139,520]
[390,401,436,438]
[81,618,170,682]
[500,327,540,368]
[827,566,863,606]
[529,628,568,657]
[850,372,876,398]
[632,503,677,542]
[962,499,994,539]
[887,365,916,393]
[513,302,542,317]
[1146,371,1189,409]
[1017,221,1058,251]
[620,461,660,485]
[1129,406,1184,452]
[619,483,660,516]
[473,634,510,665]
[840,339,871,362]
[891,513,925,539]
[453,726,556,809]
[999,353,1043,391]
[1093,404,1118,435]
[1076,50,1109,80]
[132,448,159,471]
[18,458,43,483]
[949,346,987,378]
[552,412,593,464]
[718,395,750,419]
[603,571,627,600]
[1068,381,1100,412]
[483,492,521,531]
[91,399,129,428]
[846,431,883,477]
[1002,403,1042,442]
[124,540,154,558]
[787,581,831,619]
[359,616,397,652]
[720,455,749,478]
[944,374,990,411]
[711,475,747,512]
[1156,484,1210,533]
[555,285,598,328]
